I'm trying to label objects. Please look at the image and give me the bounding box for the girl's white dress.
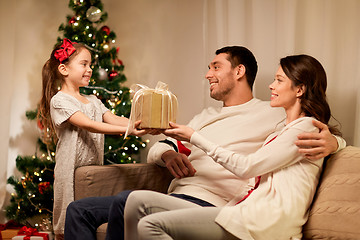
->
[50,91,109,234]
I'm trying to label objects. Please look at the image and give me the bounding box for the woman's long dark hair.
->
[280,54,341,135]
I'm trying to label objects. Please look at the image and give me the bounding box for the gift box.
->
[135,91,177,129]
[0,220,23,240]
[12,235,50,240]
[1,229,20,240]
[126,81,178,134]
[12,233,52,240]
[11,227,52,240]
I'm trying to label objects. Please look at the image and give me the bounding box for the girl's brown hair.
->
[37,41,87,144]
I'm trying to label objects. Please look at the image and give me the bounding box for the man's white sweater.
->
[147,98,285,206]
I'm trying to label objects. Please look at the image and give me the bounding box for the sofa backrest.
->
[302,146,360,239]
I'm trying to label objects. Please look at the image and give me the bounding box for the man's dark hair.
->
[216,46,258,90]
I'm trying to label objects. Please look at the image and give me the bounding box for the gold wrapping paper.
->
[1,229,20,240]
[124,82,178,137]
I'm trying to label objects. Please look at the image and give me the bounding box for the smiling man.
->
[64,46,345,240]
[207,48,255,106]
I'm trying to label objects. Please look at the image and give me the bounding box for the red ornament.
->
[109,70,118,80]
[114,47,123,66]
[101,26,111,35]
[38,182,51,194]
[112,58,123,66]
[69,16,76,25]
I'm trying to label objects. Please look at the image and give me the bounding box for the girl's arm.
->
[102,111,129,126]
[68,111,147,136]
[102,111,160,136]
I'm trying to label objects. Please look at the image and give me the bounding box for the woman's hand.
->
[162,122,195,142]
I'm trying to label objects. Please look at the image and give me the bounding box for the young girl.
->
[37,38,147,239]
[124,54,342,240]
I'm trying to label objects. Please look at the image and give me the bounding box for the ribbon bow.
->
[54,38,76,63]
[17,226,49,240]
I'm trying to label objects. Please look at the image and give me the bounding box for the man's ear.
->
[236,64,246,79]
[58,64,68,76]
[296,85,306,97]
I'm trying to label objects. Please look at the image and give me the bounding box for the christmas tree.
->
[6,110,56,228]
[6,0,147,226]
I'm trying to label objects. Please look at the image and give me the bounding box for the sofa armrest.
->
[74,163,174,200]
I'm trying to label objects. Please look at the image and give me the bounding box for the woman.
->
[124,54,341,240]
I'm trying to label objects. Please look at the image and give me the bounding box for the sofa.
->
[74,146,360,239]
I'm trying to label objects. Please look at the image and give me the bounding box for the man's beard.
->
[210,87,232,101]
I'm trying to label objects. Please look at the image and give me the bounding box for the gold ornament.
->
[103,43,110,53]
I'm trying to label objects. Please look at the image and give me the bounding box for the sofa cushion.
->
[302,146,360,239]
[74,163,173,200]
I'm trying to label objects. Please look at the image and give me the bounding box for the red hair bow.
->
[54,38,76,63]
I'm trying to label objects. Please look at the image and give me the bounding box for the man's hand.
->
[161,150,196,179]
[295,120,338,160]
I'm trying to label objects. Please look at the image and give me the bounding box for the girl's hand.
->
[130,120,148,137]
[162,122,195,142]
